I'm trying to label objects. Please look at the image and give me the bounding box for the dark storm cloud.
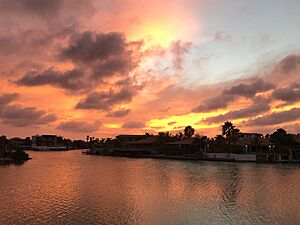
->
[122,121,145,129]
[76,88,137,111]
[222,79,275,98]
[61,32,126,63]
[106,109,131,117]
[192,79,274,112]
[192,94,235,112]
[60,31,141,80]
[15,31,142,94]
[0,105,57,127]
[57,120,101,133]
[272,82,300,104]
[0,93,19,106]
[244,108,300,126]
[16,68,87,92]
[203,97,271,124]
[91,55,135,79]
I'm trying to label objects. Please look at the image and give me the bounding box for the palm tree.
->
[184,126,195,138]
[221,121,240,143]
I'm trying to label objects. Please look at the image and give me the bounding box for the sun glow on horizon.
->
[147,111,229,132]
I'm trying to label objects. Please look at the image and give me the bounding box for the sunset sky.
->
[0,0,299,139]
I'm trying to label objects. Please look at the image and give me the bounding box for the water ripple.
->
[0,152,300,225]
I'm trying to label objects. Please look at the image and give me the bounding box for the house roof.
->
[116,134,145,138]
[128,137,159,145]
[236,138,270,146]
[9,137,23,141]
[166,138,193,145]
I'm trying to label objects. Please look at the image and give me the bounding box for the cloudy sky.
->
[0,0,299,139]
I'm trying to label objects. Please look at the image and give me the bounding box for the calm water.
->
[1,151,300,225]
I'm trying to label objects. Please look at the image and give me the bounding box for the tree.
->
[158,132,171,138]
[214,135,226,144]
[24,137,32,146]
[270,128,294,147]
[193,135,209,149]
[184,126,195,138]
[12,149,29,161]
[221,121,240,143]
[157,132,172,144]
[174,132,184,141]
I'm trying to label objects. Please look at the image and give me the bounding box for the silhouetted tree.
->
[221,121,240,143]
[12,149,29,161]
[157,132,172,144]
[158,132,171,138]
[193,135,209,151]
[184,126,195,138]
[174,132,184,141]
[214,135,226,144]
[270,128,294,147]
[24,137,32,146]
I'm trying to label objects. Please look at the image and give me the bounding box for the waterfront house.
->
[32,135,67,150]
[128,136,159,148]
[112,137,160,156]
[9,137,32,150]
[165,138,196,155]
[239,133,263,139]
[235,135,270,153]
[32,135,63,147]
[116,134,146,147]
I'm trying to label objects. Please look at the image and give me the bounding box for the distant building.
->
[32,135,63,147]
[116,135,146,141]
[9,137,31,150]
[116,134,146,147]
[239,133,263,139]
[128,136,160,149]
[165,138,196,155]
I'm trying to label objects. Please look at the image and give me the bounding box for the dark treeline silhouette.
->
[1,121,300,162]
[0,135,30,163]
[84,121,300,161]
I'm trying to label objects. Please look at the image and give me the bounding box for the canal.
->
[0,151,300,225]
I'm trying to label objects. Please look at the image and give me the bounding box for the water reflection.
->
[0,151,300,225]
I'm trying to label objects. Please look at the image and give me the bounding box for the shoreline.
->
[27,148,80,152]
[0,157,32,165]
[83,152,300,164]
